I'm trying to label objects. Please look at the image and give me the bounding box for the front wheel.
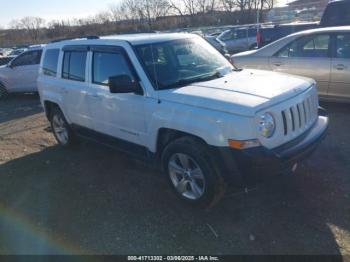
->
[50,107,76,147]
[161,137,226,208]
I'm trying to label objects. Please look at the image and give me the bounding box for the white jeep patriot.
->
[38,34,329,207]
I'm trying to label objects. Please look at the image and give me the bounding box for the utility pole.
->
[256,5,260,48]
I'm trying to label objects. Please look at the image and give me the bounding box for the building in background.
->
[268,0,329,23]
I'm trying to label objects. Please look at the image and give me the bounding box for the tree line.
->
[0,0,276,47]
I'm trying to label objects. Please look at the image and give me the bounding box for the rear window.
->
[62,51,87,82]
[43,49,60,77]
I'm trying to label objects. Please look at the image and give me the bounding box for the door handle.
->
[273,62,283,67]
[91,94,101,99]
[60,88,68,94]
[335,64,347,70]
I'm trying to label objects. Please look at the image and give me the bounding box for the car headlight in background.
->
[258,113,276,138]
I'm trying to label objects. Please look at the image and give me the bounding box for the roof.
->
[101,33,194,45]
[28,44,46,50]
[287,0,328,7]
[47,33,196,48]
[290,25,350,36]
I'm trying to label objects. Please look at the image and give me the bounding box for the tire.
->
[0,84,9,100]
[50,106,77,147]
[161,136,226,208]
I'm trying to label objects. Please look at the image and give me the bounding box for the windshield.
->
[135,37,233,90]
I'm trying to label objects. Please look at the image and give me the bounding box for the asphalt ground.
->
[0,94,349,255]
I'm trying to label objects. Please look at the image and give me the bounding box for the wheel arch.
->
[156,128,208,156]
[43,100,62,120]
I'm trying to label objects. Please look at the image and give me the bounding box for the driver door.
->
[88,47,148,145]
[6,50,42,92]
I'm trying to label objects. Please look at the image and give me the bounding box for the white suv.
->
[0,46,43,99]
[38,34,329,207]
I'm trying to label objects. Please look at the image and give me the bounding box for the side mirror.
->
[7,62,14,68]
[108,75,142,95]
[224,54,231,61]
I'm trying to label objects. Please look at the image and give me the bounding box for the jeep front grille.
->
[281,92,318,137]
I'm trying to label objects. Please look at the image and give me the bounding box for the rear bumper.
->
[216,108,329,186]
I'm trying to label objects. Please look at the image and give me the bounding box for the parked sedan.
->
[231,26,350,103]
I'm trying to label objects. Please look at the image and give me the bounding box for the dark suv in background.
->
[321,0,350,27]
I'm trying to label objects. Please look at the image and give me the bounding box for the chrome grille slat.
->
[303,101,308,124]
[296,104,302,128]
[292,106,299,131]
[307,97,312,125]
[285,109,293,135]
[299,102,306,129]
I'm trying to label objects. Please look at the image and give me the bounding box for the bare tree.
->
[109,4,125,22]
[138,0,171,29]
[94,11,113,24]
[197,0,219,13]
[9,17,45,41]
[221,0,236,12]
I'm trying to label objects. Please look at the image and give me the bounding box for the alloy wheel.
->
[168,153,206,200]
[52,113,69,145]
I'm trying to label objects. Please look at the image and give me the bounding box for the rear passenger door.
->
[60,47,93,129]
[88,46,146,145]
[270,34,331,97]
[329,33,350,100]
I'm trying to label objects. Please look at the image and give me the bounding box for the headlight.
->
[258,113,275,138]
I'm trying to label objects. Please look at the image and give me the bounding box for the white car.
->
[0,46,43,99]
[38,34,328,207]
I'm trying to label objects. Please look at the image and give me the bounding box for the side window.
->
[335,34,350,59]
[277,35,330,58]
[42,49,60,77]
[248,29,256,37]
[12,50,42,67]
[62,51,87,82]
[92,52,135,86]
[219,30,234,41]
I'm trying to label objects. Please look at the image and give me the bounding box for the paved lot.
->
[0,94,349,255]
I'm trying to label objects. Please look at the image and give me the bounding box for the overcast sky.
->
[0,0,290,28]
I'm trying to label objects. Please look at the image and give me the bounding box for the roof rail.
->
[49,36,99,44]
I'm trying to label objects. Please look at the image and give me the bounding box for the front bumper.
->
[217,108,329,186]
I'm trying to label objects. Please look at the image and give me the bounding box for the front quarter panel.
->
[233,56,271,71]
[145,100,256,153]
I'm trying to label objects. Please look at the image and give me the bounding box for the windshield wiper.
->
[165,71,223,89]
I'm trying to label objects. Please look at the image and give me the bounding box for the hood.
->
[232,50,257,57]
[158,69,314,117]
